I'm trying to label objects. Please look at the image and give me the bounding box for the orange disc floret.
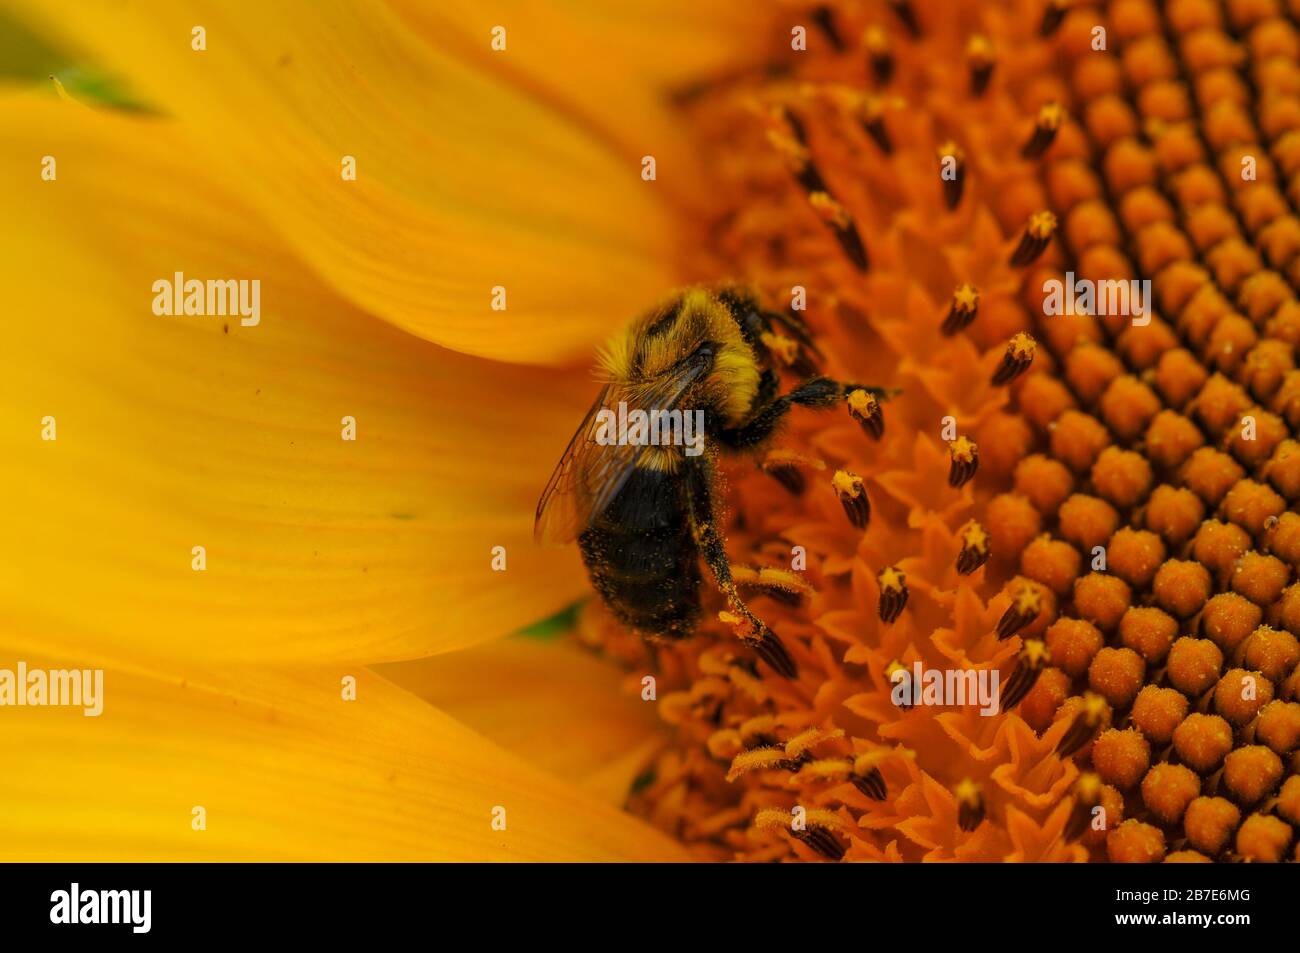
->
[1271,371,1300,429]
[1013,454,1075,515]
[1049,411,1112,474]
[1241,340,1295,401]
[1205,314,1259,375]
[1074,573,1132,632]
[985,493,1043,556]
[1174,713,1235,773]
[1262,441,1300,500]
[1120,607,1179,664]
[1272,583,1300,637]
[1222,745,1284,804]
[1166,637,1225,697]
[1220,479,1286,537]
[976,413,1034,479]
[1179,447,1246,507]
[1236,813,1293,862]
[1285,667,1300,704]
[1143,409,1205,469]
[1164,850,1212,862]
[1277,776,1300,826]
[1118,186,1173,233]
[1259,95,1300,142]
[1091,727,1151,790]
[1226,408,1288,467]
[1065,344,1125,404]
[1154,347,1210,408]
[1118,320,1179,371]
[1263,295,1300,348]
[1072,53,1124,101]
[1083,97,1138,148]
[1099,375,1162,441]
[1139,79,1193,123]
[1047,158,1101,214]
[1157,257,1209,304]
[1143,485,1205,545]
[1183,796,1241,856]
[1206,245,1262,300]
[1021,535,1083,596]
[1250,16,1300,59]
[1152,559,1213,619]
[1199,592,1262,654]
[1258,226,1300,283]
[1106,527,1166,590]
[1231,551,1290,606]
[1046,617,1105,678]
[1083,782,1126,849]
[1184,203,1240,254]
[1016,373,1077,431]
[1214,668,1274,726]
[1058,494,1120,552]
[1241,626,1300,683]
[1107,819,1166,863]
[1130,684,1190,744]
[1105,136,1161,195]
[1255,700,1300,756]
[1113,7,1166,52]
[1191,520,1252,577]
[1262,510,1300,562]
[1019,667,1073,732]
[1088,646,1146,709]
[1179,289,1232,352]
[1135,219,1193,275]
[1091,447,1153,510]
[1141,763,1201,825]
[1239,275,1290,328]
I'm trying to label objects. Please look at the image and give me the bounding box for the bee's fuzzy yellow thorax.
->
[598,288,761,428]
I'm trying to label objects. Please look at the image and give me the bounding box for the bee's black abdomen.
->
[579,467,701,638]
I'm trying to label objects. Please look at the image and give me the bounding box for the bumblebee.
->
[535,288,880,677]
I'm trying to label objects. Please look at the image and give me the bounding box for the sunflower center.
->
[584,0,1300,863]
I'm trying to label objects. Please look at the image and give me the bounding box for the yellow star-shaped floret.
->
[952,283,980,312]
[949,435,978,463]
[878,565,906,592]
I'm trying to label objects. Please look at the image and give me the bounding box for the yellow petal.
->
[0,96,591,666]
[0,657,688,860]
[5,0,689,364]
[390,0,768,203]
[376,635,665,805]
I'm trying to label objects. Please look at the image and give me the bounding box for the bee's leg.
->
[684,457,798,678]
[732,565,810,607]
[755,367,781,407]
[717,376,885,450]
[718,290,822,373]
[761,307,821,358]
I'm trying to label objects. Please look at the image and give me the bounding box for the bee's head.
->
[597,288,764,426]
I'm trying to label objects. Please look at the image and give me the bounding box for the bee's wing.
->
[533,383,613,545]
[534,353,711,545]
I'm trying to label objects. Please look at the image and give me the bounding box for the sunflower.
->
[3,0,1298,864]
[0,0,755,861]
